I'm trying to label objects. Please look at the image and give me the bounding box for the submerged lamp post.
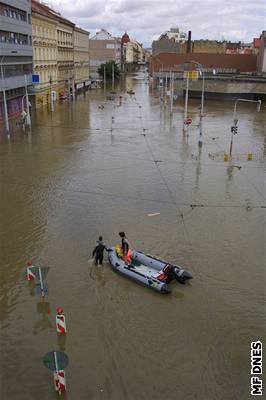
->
[152,56,164,104]
[196,64,205,147]
[0,56,10,136]
[183,61,205,143]
[229,99,261,157]
[183,68,189,133]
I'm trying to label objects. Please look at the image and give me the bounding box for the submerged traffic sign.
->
[43,351,69,371]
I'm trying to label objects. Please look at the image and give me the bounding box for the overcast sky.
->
[46,0,266,46]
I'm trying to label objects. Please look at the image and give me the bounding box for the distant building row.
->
[0,0,149,123]
[89,29,149,78]
[0,0,91,120]
[151,27,266,75]
[152,27,266,60]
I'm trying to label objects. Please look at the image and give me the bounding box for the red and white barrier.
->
[53,370,66,394]
[56,307,67,334]
[26,260,36,281]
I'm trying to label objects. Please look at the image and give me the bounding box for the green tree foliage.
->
[98,61,120,79]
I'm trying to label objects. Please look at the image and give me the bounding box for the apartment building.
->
[152,27,186,55]
[56,15,75,96]
[31,0,57,106]
[0,0,33,125]
[89,29,121,78]
[74,26,90,91]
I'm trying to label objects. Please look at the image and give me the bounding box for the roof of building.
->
[226,42,241,50]
[74,26,90,35]
[121,32,130,44]
[31,0,74,27]
[91,29,114,40]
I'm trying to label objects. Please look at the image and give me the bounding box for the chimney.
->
[187,30,192,53]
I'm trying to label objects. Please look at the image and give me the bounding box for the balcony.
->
[0,42,33,57]
[0,73,32,91]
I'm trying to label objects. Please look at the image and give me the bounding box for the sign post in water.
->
[43,351,69,395]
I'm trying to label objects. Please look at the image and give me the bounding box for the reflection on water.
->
[33,300,52,335]
[0,70,265,400]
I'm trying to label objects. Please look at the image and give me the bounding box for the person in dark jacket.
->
[92,236,106,265]
[118,232,132,263]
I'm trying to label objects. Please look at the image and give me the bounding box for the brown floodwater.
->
[0,71,265,400]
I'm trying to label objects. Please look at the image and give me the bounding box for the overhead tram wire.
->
[1,177,265,210]
[135,95,240,398]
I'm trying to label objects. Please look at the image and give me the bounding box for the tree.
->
[98,61,120,80]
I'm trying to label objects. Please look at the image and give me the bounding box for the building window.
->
[0,31,28,45]
[0,4,27,21]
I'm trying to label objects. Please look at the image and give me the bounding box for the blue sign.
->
[32,74,40,83]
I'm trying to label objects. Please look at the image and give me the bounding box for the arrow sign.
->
[43,351,69,371]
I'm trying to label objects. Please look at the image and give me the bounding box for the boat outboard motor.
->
[173,267,193,283]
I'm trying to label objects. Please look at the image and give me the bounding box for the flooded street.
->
[0,71,265,400]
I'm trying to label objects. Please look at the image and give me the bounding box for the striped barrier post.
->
[56,308,67,334]
[53,369,66,395]
[26,260,37,281]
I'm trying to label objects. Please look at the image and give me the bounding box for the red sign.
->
[184,118,192,125]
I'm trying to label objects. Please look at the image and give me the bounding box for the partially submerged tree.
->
[98,61,120,80]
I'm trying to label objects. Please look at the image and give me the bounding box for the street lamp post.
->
[229,98,261,157]
[183,60,206,144]
[183,70,189,133]
[160,67,164,106]
[152,56,164,104]
[112,62,115,91]
[24,74,31,128]
[198,68,205,147]
[170,70,174,115]
[71,74,75,101]
[0,56,10,135]
[103,64,106,93]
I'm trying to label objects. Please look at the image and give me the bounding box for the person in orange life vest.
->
[118,232,132,263]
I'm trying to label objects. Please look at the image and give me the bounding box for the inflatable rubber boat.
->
[108,248,192,294]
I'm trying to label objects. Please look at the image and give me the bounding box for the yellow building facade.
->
[32,0,90,106]
[74,27,90,91]
[193,40,226,54]
[32,3,58,107]
[57,19,75,94]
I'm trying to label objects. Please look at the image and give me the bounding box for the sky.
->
[46,0,266,47]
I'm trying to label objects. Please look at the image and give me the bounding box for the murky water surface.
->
[0,72,265,400]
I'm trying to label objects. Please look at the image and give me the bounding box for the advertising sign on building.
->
[184,71,198,80]
[32,74,40,83]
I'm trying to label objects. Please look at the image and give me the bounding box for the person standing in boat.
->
[119,232,132,263]
[92,236,106,265]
